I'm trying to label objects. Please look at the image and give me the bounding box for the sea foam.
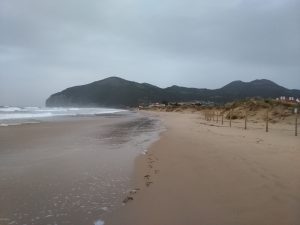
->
[0,107,126,122]
[0,107,127,127]
[94,220,105,225]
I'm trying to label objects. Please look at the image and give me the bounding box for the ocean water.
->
[0,106,125,126]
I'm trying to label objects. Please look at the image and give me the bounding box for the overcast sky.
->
[0,0,299,106]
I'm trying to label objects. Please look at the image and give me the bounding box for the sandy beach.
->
[105,111,300,225]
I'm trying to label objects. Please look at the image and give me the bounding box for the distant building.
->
[149,103,166,108]
[277,96,299,104]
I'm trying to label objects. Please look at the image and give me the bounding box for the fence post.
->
[296,116,298,136]
[244,110,248,130]
[230,109,232,127]
[222,113,224,125]
[266,108,269,133]
[295,108,298,136]
[216,112,219,123]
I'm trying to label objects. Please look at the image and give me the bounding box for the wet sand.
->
[0,113,162,225]
[105,111,300,225]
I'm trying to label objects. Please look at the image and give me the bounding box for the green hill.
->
[46,77,300,107]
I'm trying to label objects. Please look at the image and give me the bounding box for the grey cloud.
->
[0,0,299,106]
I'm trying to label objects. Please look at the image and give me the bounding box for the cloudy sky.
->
[0,0,299,106]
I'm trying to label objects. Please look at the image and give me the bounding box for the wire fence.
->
[202,109,299,137]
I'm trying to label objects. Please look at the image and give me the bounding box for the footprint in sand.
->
[123,188,141,204]
[144,175,151,180]
[129,188,140,195]
[256,138,263,144]
[146,181,153,187]
[123,196,134,204]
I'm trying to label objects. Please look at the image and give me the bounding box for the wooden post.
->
[266,109,269,133]
[295,116,298,137]
[222,113,224,125]
[216,112,219,123]
[295,109,298,136]
[244,110,248,130]
[230,109,232,127]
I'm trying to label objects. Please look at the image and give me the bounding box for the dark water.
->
[0,112,163,225]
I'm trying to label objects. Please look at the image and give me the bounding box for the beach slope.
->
[105,112,300,225]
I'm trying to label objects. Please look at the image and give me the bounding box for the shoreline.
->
[0,112,162,225]
[104,111,300,225]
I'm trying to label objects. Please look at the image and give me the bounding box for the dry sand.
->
[105,111,300,225]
